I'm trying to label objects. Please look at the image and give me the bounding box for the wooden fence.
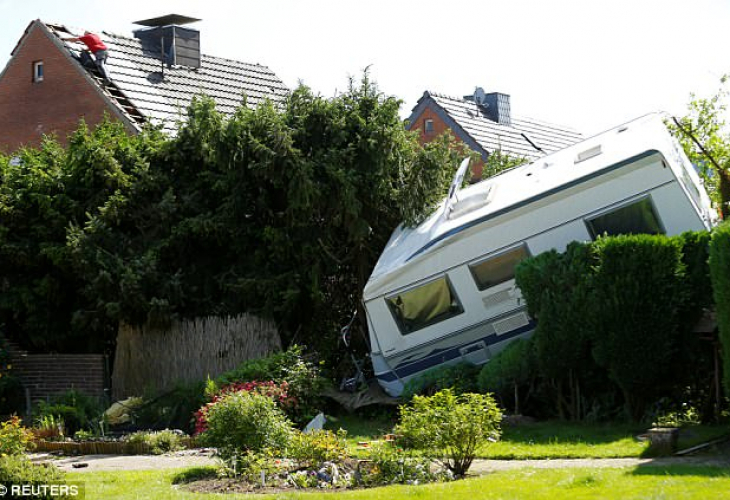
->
[111,314,281,400]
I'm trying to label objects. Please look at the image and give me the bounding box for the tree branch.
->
[671,116,724,172]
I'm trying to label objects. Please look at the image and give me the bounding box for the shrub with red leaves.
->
[194,380,297,435]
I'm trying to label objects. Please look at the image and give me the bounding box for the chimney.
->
[464,87,511,126]
[133,14,202,69]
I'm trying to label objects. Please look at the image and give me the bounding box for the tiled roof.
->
[415,92,582,161]
[44,21,289,133]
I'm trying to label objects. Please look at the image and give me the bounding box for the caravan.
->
[363,114,718,397]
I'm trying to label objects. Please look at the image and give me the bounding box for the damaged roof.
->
[409,91,582,161]
[42,20,289,134]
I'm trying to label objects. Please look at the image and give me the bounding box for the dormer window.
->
[32,61,44,82]
[424,119,434,134]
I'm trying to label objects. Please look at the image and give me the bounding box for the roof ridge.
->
[429,91,580,134]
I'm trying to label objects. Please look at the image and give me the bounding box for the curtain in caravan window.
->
[387,277,462,334]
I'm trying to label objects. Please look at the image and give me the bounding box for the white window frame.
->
[33,60,44,82]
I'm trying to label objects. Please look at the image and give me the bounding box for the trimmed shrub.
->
[395,389,501,477]
[591,234,686,421]
[401,362,481,400]
[710,222,730,398]
[198,391,293,474]
[0,455,66,499]
[515,242,596,419]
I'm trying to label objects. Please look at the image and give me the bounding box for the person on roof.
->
[62,31,111,84]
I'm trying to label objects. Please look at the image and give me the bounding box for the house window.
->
[386,276,463,334]
[586,197,664,239]
[32,61,44,82]
[469,245,530,291]
[424,119,434,133]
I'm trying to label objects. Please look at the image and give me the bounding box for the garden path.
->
[31,451,730,474]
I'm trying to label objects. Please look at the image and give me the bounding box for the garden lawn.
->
[69,465,730,499]
[327,415,729,459]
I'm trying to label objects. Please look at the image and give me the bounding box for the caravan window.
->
[469,245,529,291]
[586,197,663,239]
[386,276,463,334]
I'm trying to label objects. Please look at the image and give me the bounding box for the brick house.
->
[0,15,289,153]
[407,88,583,180]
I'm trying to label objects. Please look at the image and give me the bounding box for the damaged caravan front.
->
[363,113,718,397]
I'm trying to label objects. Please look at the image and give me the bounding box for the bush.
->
[124,429,185,455]
[198,391,293,474]
[215,346,325,425]
[0,416,34,455]
[33,390,102,436]
[288,429,349,467]
[134,381,206,433]
[477,338,536,414]
[401,362,481,400]
[515,242,596,419]
[591,234,686,421]
[710,222,730,398]
[395,389,502,477]
[195,380,294,435]
[0,455,66,499]
[0,374,24,416]
[361,442,451,486]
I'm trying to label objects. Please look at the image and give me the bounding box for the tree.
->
[669,74,730,218]
[1,74,460,358]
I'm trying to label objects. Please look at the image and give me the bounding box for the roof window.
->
[32,60,44,82]
[424,119,434,133]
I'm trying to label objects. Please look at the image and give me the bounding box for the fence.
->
[111,314,281,400]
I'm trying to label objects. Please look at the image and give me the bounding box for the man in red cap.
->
[63,31,111,84]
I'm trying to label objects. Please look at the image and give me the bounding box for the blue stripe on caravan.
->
[376,320,535,383]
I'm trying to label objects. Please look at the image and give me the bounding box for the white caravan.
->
[363,113,718,397]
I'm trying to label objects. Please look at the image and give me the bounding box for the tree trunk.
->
[718,168,730,220]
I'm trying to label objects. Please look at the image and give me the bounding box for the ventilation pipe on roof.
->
[133,14,201,76]
[464,87,512,126]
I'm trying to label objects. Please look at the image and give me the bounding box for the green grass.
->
[326,413,728,459]
[69,465,730,499]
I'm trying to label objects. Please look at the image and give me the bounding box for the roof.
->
[409,91,583,161]
[41,20,289,133]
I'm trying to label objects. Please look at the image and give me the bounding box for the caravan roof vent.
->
[133,14,201,69]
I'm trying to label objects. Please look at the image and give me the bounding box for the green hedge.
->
[512,230,712,422]
[590,234,686,421]
[710,222,730,398]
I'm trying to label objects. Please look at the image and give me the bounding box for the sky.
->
[1,0,728,136]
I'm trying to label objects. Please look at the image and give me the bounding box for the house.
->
[407,88,583,180]
[0,15,289,153]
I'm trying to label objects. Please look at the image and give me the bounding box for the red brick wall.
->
[11,353,107,403]
[408,105,485,180]
[0,22,112,153]
[5,341,107,404]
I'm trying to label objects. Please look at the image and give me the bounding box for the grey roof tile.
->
[426,92,582,161]
[44,21,288,132]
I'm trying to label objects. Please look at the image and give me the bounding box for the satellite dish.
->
[473,87,487,106]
